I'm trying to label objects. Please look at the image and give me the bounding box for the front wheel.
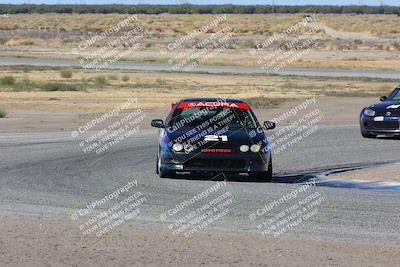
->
[361,131,377,139]
[250,157,273,182]
[157,156,175,178]
[159,169,175,178]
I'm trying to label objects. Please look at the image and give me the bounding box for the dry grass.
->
[318,14,400,36]
[0,13,305,34]
[1,13,399,37]
[1,13,400,70]
[5,37,47,46]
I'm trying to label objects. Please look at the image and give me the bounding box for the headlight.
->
[250,144,261,153]
[239,145,249,152]
[364,109,375,116]
[172,143,183,152]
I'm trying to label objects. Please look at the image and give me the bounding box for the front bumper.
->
[160,150,271,173]
[360,115,400,136]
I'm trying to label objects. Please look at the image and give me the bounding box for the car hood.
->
[368,101,400,116]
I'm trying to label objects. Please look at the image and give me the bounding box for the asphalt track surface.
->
[1,56,400,78]
[1,125,400,245]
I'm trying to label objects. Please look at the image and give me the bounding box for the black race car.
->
[360,86,400,138]
[151,98,276,182]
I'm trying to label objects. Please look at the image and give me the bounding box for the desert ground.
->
[1,216,399,267]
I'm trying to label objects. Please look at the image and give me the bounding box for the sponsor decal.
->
[201,149,232,153]
[204,135,228,142]
[374,116,384,122]
[177,102,250,110]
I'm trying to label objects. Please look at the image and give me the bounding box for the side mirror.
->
[263,121,276,130]
[151,119,165,128]
[380,96,387,102]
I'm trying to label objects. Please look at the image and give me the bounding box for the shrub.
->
[0,76,16,86]
[94,75,107,86]
[0,37,9,45]
[40,82,82,91]
[121,75,130,82]
[60,69,73,79]
[0,107,6,118]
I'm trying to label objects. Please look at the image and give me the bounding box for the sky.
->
[0,0,399,6]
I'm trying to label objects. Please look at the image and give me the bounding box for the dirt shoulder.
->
[1,216,399,267]
[330,162,400,182]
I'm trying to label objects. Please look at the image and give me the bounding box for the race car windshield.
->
[168,106,258,129]
[388,88,400,100]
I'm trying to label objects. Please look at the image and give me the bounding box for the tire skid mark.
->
[314,162,400,190]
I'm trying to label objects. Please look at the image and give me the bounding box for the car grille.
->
[365,121,398,129]
[376,110,400,116]
[185,158,246,170]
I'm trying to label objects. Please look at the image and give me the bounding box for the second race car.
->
[360,86,400,138]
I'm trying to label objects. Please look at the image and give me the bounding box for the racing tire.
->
[361,131,377,139]
[156,157,159,174]
[251,157,273,182]
[157,156,175,178]
[159,169,175,178]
